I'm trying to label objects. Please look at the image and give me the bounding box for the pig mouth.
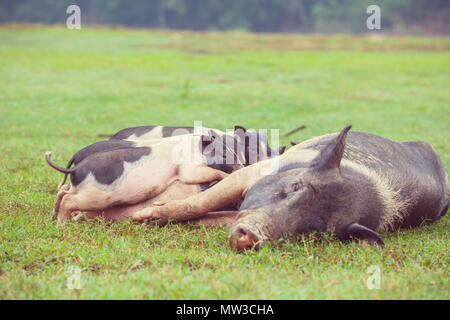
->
[229,210,275,251]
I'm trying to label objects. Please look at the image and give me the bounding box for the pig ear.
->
[233,126,247,143]
[208,129,218,138]
[338,223,385,246]
[311,125,352,172]
[290,141,298,146]
[279,146,286,155]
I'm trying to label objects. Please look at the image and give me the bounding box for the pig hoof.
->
[72,212,85,222]
[230,227,260,252]
[132,207,163,221]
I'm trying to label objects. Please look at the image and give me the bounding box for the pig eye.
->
[290,182,302,192]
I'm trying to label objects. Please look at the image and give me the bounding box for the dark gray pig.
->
[131,126,449,250]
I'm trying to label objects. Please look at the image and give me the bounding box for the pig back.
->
[298,131,449,230]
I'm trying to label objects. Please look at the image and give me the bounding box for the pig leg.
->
[52,189,69,220]
[178,164,228,184]
[57,192,150,224]
[73,181,203,222]
[132,163,264,223]
[57,194,79,223]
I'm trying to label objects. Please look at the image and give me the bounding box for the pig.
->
[46,131,242,223]
[56,125,285,188]
[131,125,449,250]
[54,126,221,188]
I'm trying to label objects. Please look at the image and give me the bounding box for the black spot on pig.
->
[110,126,158,140]
[111,126,196,140]
[72,140,135,166]
[162,126,194,137]
[200,131,240,174]
[70,147,151,186]
[55,140,139,188]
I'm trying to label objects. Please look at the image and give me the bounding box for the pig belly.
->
[82,181,202,221]
[72,160,178,211]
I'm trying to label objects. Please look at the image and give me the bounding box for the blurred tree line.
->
[0,0,448,34]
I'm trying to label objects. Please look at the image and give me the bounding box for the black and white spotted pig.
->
[131,126,449,250]
[56,125,284,188]
[54,126,219,188]
[46,132,242,223]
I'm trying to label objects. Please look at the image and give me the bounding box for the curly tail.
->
[45,152,76,188]
[58,157,75,188]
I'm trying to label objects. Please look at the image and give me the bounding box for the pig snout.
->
[229,210,276,251]
[229,226,261,251]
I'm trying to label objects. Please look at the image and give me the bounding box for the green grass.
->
[0,25,449,299]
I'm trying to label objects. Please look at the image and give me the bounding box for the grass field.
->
[0,25,449,299]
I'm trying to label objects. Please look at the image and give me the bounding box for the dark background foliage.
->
[0,0,449,34]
